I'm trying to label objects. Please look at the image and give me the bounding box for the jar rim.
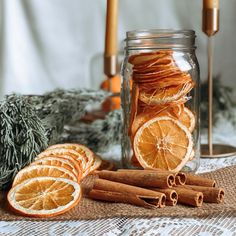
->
[124,29,196,50]
[126,29,196,39]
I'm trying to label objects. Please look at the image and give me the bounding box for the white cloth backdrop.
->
[0,0,236,96]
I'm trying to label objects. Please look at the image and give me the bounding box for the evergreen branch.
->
[63,109,122,152]
[0,89,109,189]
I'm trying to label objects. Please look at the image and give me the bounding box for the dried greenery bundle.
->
[64,109,122,152]
[0,95,48,189]
[29,89,109,144]
[0,89,109,189]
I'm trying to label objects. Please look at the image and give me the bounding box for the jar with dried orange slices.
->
[121,30,200,173]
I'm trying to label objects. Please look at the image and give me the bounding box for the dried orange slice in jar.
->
[131,106,170,139]
[31,156,82,182]
[128,51,169,67]
[169,104,184,118]
[129,83,139,134]
[12,165,78,187]
[133,116,193,172]
[178,107,196,132]
[139,81,194,106]
[138,73,192,90]
[8,177,81,218]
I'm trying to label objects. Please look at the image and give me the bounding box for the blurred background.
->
[0,0,235,97]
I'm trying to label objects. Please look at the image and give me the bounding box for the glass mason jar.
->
[121,29,200,173]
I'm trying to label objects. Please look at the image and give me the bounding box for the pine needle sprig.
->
[27,89,110,144]
[63,109,122,152]
[0,95,48,189]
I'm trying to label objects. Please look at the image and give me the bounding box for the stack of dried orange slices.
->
[7,143,103,218]
[128,50,196,172]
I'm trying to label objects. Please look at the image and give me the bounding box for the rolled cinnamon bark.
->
[175,172,186,185]
[185,174,216,187]
[92,178,166,208]
[117,169,186,185]
[172,187,203,207]
[166,200,178,206]
[89,189,162,208]
[99,170,175,188]
[177,185,224,203]
[150,188,178,201]
[150,188,178,206]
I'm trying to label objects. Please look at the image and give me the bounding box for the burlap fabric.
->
[0,165,235,221]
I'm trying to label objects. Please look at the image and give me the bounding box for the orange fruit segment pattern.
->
[133,116,193,172]
[8,177,82,217]
[46,143,95,178]
[128,50,196,171]
[31,156,82,182]
[12,165,78,187]
[36,148,87,174]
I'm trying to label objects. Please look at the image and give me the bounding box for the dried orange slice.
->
[129,51,169,66]
[89,155,102,174]
[31,156,82,182]
[134,60,174,74]
[131,113,151,139]
[139,74,192,90]
[47,144,95,176]
[37,148,87,172]
[12,165,77,187]
[133,116,193,172]
[133,68,181,83]
[129,83,139,134]
[139,82,194,106]
[8,177,81,218]
[169,104,184,118]
[178,107,196,132]
[131,106,171,138]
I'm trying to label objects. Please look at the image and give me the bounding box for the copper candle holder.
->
[201,0,236,158]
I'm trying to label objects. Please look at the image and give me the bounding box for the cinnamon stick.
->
[172,187,203,207]
[175,172,186,185]
[177,185,224,203]
[89,189,162,208]
[98,170,175,188]
[117,169,186,186]
[185,174,216,187]
[166,200,177,206]
[91,178,166,208]
[150,188,178,206]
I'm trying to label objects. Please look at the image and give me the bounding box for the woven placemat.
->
[0,165,236,221]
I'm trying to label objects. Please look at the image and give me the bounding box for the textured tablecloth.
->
[1,124,236,235]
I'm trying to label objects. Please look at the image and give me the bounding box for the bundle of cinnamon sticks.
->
[89,169,225,208]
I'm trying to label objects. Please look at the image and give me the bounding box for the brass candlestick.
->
[201,0,236,158]
[104,0,119,111]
